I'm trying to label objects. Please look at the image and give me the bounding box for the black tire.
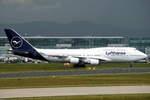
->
[73,64,86,68]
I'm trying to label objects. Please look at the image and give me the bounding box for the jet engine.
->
[84,59,99,65]
[69,57,80,64]
[89,59,99,65]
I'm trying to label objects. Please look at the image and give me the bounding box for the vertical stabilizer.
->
[4,28,47,61]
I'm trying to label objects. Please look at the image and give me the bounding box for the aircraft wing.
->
[75,56,111,61]
[41,54,111,62]
[37,49,111,62]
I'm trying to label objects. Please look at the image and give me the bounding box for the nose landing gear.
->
[129,62,133,68]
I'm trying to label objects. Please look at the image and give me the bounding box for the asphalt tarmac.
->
[0,67,150,78]
[0,86,150,98]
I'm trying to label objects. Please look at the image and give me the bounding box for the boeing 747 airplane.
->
[4,28,147,67]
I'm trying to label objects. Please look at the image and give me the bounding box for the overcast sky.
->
[0,0,150,28]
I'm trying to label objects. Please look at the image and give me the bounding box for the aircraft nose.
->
[144,54,148,58]
[141,53,148,59]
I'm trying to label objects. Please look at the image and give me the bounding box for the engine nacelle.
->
[87,59,99,65]
[69,58,80,64]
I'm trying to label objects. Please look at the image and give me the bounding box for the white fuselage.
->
[5,28,148,65]
[36,47,147,64]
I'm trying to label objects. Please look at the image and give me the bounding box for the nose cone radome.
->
[141,52,148,59]
[143,53,148,58]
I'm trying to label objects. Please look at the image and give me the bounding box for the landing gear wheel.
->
[129,62,133,68]
[73,64,86,68]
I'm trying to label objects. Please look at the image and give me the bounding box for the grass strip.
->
[0,63,74,72]
[0,63,150,72]
[0,73,150,89]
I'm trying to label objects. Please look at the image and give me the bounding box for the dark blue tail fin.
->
[5,28,35,51]
[4,28,47,61]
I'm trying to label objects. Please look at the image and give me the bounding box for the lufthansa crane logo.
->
[11,36,23,48]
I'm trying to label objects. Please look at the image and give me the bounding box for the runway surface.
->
[0,86,150,98]
[0,67,150,78]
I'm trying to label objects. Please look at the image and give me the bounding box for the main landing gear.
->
[73,64,96,70]
[73,64,86,68]
[64,63,86,68]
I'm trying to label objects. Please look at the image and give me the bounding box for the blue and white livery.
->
[4,28,147,67]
